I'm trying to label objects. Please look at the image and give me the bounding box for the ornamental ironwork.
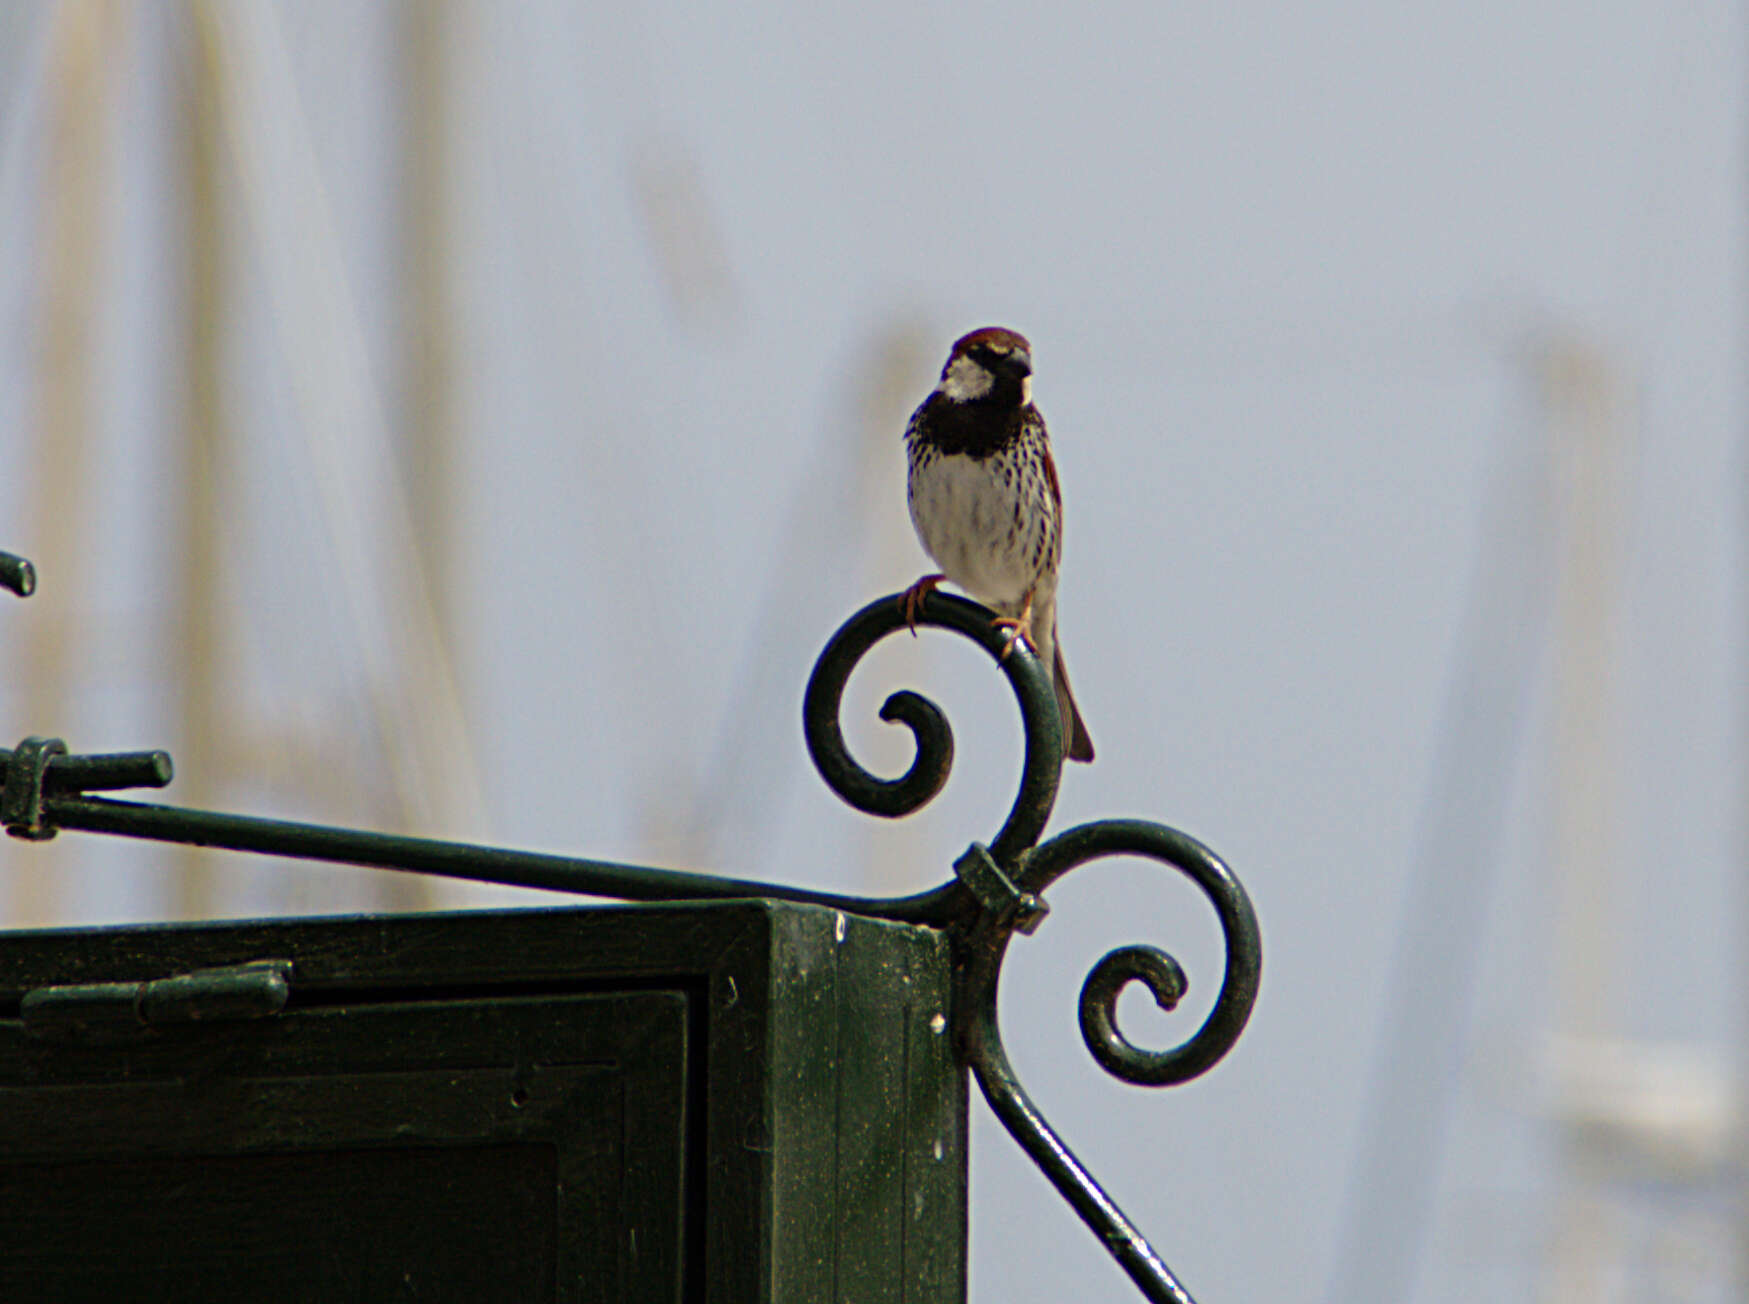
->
[0,547,1261,1304]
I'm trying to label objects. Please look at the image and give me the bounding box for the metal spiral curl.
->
[802,588,1064,863]
[1025,819,1262,1086]
[959,819,1262,1303]
[1079,945,1188,1083]
[805,588,1262,1303]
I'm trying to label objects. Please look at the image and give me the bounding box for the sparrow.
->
[901,327,1095,763]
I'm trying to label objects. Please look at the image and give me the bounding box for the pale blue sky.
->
[2,3,1744,1300]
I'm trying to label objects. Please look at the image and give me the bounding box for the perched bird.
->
[901,327,1095,763]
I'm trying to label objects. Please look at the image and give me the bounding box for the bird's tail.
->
[1052,640,1095,763]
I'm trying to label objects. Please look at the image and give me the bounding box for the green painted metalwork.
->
[802,591,1262,1303]
[1,548,1263,1303]
[0,552,33,599]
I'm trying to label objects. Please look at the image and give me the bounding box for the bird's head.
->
[937,326,1033,406]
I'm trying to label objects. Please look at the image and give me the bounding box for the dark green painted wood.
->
[763,908,967,1304]
[0,901,965,1304]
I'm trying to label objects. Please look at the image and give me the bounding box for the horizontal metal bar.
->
[41,794,960,922]
[0,552,33,598]
[0,748,173,794]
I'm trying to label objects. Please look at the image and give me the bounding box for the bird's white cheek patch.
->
[1019,376,1031,406]
[939,355,993,401]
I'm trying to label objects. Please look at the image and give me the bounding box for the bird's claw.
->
[900,574,946,636]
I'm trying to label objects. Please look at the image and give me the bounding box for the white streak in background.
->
[460,4,695,871]
[192,1,483,844]
[627,132,739,328]
[1322,337,1559,1304]
[666,320,935,874]
[0,6,54,477]
[0,8,53,280]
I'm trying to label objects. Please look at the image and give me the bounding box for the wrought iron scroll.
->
[2,549,1262,1304]
[0,552,33,599]
[802,589,1262,1304]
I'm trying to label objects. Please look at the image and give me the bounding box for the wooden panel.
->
[0,993,687,1303]
[763,907,967,1304]
[0,901,966,1303]
[2,1144,559,1301]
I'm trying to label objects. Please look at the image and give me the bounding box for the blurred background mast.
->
[13,0,125,926]
[1537,336,1631,1302]
[391,0,457,911]
[183,2,485,909]
[1322,329,1557,1304]
[1536,339,1733,1301]
[173,0,224,919]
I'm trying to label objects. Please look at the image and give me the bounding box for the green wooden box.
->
[0,901,966,1303]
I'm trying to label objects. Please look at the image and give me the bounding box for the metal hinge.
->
[20,958,292,1041]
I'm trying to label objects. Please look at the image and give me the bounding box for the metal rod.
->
[0,748,172,794]
[40,792,957,920]
[967,1009,1195,1304]
[0,554,33,598]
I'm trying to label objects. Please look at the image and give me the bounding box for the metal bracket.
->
[954,842,1049,935]
[2,735,66,841]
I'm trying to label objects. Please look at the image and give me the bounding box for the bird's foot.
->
[991,616,1032,660]
[900,574,947,635]
[991,589,1036,661]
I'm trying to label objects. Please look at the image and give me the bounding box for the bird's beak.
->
[1004,349,1033,379]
